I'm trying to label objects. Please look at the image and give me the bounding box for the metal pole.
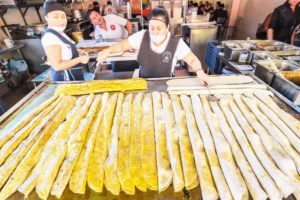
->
[140,0,143,29]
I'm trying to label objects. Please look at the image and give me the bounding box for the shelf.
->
[0,42,24,55]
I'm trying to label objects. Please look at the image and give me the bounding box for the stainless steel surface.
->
[252,75,300,113]
[182,25,217,71]
[71,9,84,20]
[253,59,300,106]
[29,23,47,35]
[224,43,242,61]
[271,75,300,105]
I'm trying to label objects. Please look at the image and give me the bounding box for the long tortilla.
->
[181,95,218,200]
[253,91,300,138]
[192,94,232,200]
[0,96,74,189]
[104,93,123,195]
[171,94,199,190]
[87,93,118,193]
[215,96,268,200]
[69,94,104,194]
[201,96,248,200]
[0,96,62,166]
[166,75,254,87]
[239,94,300,174]
[161,93,185,193]
[118,93,135,195]
[129,93,147,192]
[153,92,173,192]
[141,93,158,191]
[0,122,65,200]
[18,95,87,197]
[0,94,59,148]
[50,94,97,199]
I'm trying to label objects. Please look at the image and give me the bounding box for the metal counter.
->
[1,74,299,200]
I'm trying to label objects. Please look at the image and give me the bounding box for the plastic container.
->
[205,40,223,73]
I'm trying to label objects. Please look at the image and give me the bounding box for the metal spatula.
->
[207,85,220,102]
[92,62,102,80]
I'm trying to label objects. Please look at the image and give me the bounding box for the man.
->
[86,10,132,40]
[268,0,300,43]
[86,10,136,72]
[210,3,228,22]
[104,1,117,15]
[92,1,100,13]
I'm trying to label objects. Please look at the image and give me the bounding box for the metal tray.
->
[271,50,300,57]
[253,61,275,85]
[284,56,300,63]
[223,43,243,61]
[250,51,280,64]
[255,59,300,71]
[271,75,300,105]
[254,40,285,47]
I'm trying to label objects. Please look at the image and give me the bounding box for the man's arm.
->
[267,28,274,40]
[267,9,279,40]
[125,21,132,35]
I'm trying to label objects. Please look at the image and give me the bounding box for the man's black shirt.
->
[269,1,300,43]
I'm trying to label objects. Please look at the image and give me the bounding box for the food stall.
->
[0,0,300,200]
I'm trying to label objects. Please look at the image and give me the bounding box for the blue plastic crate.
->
[205,41,223,73]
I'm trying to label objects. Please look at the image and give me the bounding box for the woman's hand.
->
[196,70,211,86]
[78,49,88,56]
[96,48,110,66]
[80,54,89,64]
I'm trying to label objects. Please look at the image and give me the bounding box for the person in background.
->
[96,6,211,85]
[210,3,227,22]
[256,13,273,39]
[92,1,100,13]
[207,3,214,14]
[198,5,207,15]
[41,1,89,81]
[268,0,300,43]
[104,1,117,15]
[199,1,204,6]
[188,0,194,8]
[87,10,135,72]
[86,10,132,40]
[204,1,210,11]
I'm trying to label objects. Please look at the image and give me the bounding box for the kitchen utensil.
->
[206,85,220,102]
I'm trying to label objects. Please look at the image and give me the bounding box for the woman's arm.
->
[182,51,211,86]
[45,45,89,71]
[96,39,133,65]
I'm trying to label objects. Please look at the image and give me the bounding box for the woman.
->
[267,0,300,43]
[42,1,89,81]
[198,5,207,15]
[97,6,211,85]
